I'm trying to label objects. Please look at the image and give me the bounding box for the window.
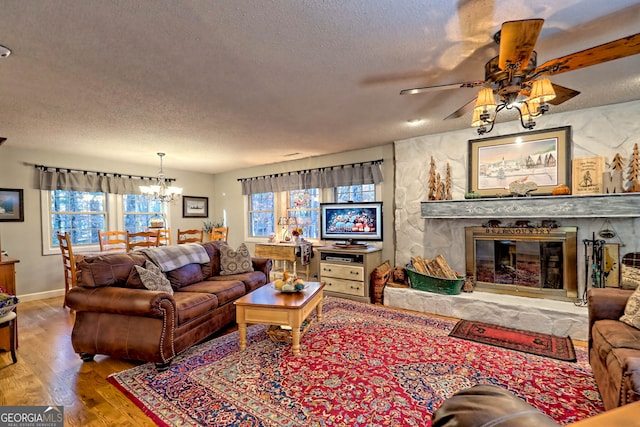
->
[44,190,164,253]
[249,192,274,237]
[50,190,106,247]
[123,194,163,233]
[335,184,376,203]
[246,184,377,241]
[287,189,320,239]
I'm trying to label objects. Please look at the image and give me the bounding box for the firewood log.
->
[428,254,457,279]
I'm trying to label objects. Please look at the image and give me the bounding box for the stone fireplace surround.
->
[386,194,639,342]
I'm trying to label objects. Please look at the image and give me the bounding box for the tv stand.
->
[318,246,382,303]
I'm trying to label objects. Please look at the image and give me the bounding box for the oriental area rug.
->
[108,298,603,427]
[449,319,577,362]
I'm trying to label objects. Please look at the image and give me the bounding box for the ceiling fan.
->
[400,19,640,134]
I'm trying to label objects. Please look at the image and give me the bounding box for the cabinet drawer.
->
[320,263,364,281]
[321,276,365,297]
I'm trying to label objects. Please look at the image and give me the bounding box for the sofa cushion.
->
[172,291,219,326]
[621,264,640,290]
[79,252,148,288]
[135,261,173,295]
[166,263,204,289]
[178,280,246,306]
[200,241,222,278]
[207,271,267,293]
[620,286,640,329]
[219,243,254,276]
[592,319,640,363]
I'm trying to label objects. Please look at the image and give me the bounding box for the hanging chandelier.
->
[139,152,183,203]
[471,78,556,135]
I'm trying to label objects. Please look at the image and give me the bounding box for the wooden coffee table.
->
[234,281,324,355]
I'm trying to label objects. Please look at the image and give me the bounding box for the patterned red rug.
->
[108,298,602,426]
[449,319,577,362]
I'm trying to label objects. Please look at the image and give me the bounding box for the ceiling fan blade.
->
[444,97,477,120]
[548,84,581,105]
[520,83,581,105]
[498,19,544,71]
[400,81,485,95]
[534,32,640,77]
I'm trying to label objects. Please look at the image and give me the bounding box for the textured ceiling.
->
[0,1,639,173]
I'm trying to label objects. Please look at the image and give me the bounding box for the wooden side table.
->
[255,242,311,280]
[0,256,19,352]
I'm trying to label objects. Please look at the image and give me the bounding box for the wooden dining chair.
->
[98,230,127,252]
[177,229,204,244]
[210,227,229,242]
[147,228,171,246]
[57,232,78,308]
[126,230,160,251]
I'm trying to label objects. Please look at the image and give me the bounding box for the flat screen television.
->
[320,202,383,244]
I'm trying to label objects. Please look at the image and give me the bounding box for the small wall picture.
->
[182,196,208,218]
[0,188,24,222]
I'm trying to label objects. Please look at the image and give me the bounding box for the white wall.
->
[0,146,216,300]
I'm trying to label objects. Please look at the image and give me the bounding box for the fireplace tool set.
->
[578,233,605,305]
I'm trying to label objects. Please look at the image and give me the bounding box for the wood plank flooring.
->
[0,296,234,426]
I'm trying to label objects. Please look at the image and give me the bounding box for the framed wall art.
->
[0,188,24,222]
[182,196,209,218]
[468,126,571,197]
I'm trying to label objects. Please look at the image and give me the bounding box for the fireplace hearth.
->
[465,226,577,301]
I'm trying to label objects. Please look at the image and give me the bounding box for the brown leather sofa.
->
[588,287,640,410]
[65,241,271,370]
[432,384,561,426]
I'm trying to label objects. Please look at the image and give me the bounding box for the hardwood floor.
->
[0,296,219,426]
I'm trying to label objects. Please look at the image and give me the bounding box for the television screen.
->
[320,202,383,243]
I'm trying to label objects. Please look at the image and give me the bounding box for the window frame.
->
[41,190,167,255]
[244,184,379,243]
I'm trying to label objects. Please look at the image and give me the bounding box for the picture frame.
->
[0,188,24,222]
[182,195,209,218]
[468,126,571,197]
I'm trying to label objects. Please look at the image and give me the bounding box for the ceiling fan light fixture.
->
[529,78,556,103]
[474,88,497,112]
[522,99,541,121]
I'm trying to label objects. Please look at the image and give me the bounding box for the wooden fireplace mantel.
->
[421,193,640,219]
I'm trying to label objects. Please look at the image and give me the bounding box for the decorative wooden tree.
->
[603,152,626,193]
[428,156,437,200]
[445,163,452,200]
[435,172,444,200]
[626,143,640,192]
[611,153,625,171]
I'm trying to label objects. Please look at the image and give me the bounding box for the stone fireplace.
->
[465,226,577,301]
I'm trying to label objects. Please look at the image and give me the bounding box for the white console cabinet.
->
[317,246,382,303]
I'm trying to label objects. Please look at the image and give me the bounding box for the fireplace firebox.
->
[465,226,577,301]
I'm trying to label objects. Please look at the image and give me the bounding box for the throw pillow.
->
[134,261,174,295]
[620,285,640,329]
[219,243,254,276]
[621,264,640,290]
